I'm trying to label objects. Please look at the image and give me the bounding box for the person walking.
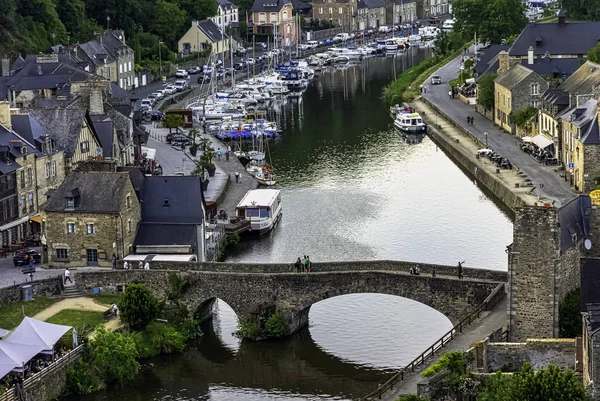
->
[448,90,453,99]
[123,261,129,270]
[457,260,465,279]
[217,148,222,161]
[225,148,230,161]
[112,303,118,318]
[112,254,117,269]
[306,256,311,272]
[470,115,475,125]
[467,116,471,125]
[139,260,143,269]
[302,255,307,273]
[295,257,302,273]
[144,261,150,270]
[64,268,73,284]
[235,171,239,183]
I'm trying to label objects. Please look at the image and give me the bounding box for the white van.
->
[140,98,153,110]
[173,80,188,91]
[442,19,455,31]
[378,25,391,33]
[307,40,319,49]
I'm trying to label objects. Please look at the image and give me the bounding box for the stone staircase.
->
[61,283,83,298]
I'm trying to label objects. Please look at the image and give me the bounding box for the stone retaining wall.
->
[135,260,508,281]
[484,338,576,372]
[0,277,63,307]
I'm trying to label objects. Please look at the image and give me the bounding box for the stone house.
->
[41,171,141,267]
[389,0,417,25]
[210,0,240,28]
[28,108,103,174]
[538,61,600,164]
[494,63,548,134]
[357,0,386,29]
[178,19,230,58]
[311,0,358,32]
[133,176,208,262]
[559,98,599,192]
[76,30,136,90]
[251,0,297,46]
[510,11,600,61]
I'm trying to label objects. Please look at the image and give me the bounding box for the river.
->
[68,47,513,401]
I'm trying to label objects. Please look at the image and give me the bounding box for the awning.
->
[531,135,553,149]
[521,136,533,143]
[0,215,30,232]
[29,214,41,224]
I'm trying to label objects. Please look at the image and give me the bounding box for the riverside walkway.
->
[422,49,576,207]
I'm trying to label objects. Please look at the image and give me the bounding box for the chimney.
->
[498,51,510,74]
[0,101,11,130]
[557,9,566,25]
[528,46,534,65]
[1,59,9,77]
[89,88,104,115]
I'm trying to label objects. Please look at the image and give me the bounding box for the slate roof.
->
[540,88,569,115]
[4,60,97,93]
[557,195,591,253]
[251,0,291,13]
[581,259,600,316]
[560,99,599,145]
[90,118,115,158]
[79,41,115,67]
[581,114,600,145]
[474,45,510,77]
[520,57,581,78]
[29,109,99,157]
[358,0,367,9]
[217,0,237,9]
[510,20,600,57]
[558,61,600,95]
[0,124,37,159]
[43,172,131,213]
[494,64,535,90]
[291,0,312,10]
[134,223,199,247]
[363,0,386,8]
[198,19,230,43]
[139,176,204,224]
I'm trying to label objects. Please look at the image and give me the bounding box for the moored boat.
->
[235,189,282,235]
[393,111,427,134]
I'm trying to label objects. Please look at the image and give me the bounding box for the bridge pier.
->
[195,298,217,324]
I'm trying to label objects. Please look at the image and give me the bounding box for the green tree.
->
[264,311,289,338]
[588,42,600,63]
[89,326,139,384]
[477,73,498,111]
[453,0,485,39]
[433,30,451,57]
[563,0,600,21]
[163,114,184,134]
[119,284,160,331]
[177,0,217,22]
[509,106,538,129]
[476,371,515,401]
[559,288,582,337]
[453,0,527,44]
[151,0,187,49]
[395,395,427,401]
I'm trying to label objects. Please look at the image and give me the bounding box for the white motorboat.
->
[329,47,363,61]
[385,39,398,52]
[255,167,277,186]
[408,34,422,42]
[236,189,282,235]
[393,111,427,134]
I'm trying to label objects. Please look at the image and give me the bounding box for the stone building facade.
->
[251,0,297,46]
[41,172,140,268]
[311,0,358,31]
[388,0,417,24]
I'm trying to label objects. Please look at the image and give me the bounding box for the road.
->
[423,51,576,206]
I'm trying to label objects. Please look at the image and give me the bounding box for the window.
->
[126,195,131,209]
[338,18,341,25]
[339,7,342,13]
[86,223,95,234]
[56,249,68,260]
[128,61,132,72]
[163,198,170,207]
[27,168,32,185]
[20,196,25,211]
[319,7,323,14]
[80,141,89,153]
[119,64,123,74]
[51,161,56,177]
[531,83,539,95]
[45,163,50,178]
[21,147,27,155]
[329,7,332,14]
[20,170,24,189]
[28,193,33,207]
[127,219,132,233]
[271,12,277,21]
[67,223,76,233]
[66,197,75,209]
[532,100,538,108]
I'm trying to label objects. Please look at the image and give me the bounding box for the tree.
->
[151,0,187,49]
[433,30,451,57]
[177,0,217,22]
[563,0,600,21]
[559,288,582,337]
[453,0,485,40]
[119,283,160,331]
[477,73,497,111]
[395,396,427,401]
[588,42,600,63]
[163,114,184,134]
[509,106,538,129]
[453,0,527,44]
[89,326,139,384]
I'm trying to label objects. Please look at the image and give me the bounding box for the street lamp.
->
[158,41,164,81]
[484,132,488,148]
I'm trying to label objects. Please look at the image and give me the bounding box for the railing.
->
[0,344,87,401]
[361,297,497,400]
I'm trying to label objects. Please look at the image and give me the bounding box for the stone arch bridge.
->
[74,261,507,335]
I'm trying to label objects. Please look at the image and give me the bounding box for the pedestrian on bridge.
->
[217,148,222,161]
[295,257,302,273]
[457,261,465,279]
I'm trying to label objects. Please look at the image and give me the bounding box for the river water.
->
[68,48,513,401]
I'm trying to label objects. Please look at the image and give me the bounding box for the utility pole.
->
[159,41,163,81]
[107,16,111,30]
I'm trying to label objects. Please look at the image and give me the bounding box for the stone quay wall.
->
[484,338,576,372]
[0,277,63,308]
[139,260,508,282]
[422,107,523,213]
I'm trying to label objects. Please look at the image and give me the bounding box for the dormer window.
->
[21,147,26,155]
[66,197,75,209]
[163,198,170,208]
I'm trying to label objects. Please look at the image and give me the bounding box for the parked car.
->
[322,39,333,46]
[354,32,363,39]
[215,70,225,79]
[152,91,164,100]
[169,133,193,146]
[431,75,442,84]
[198,74,211,84]
[175,69,188,78]
[164,85,176,95]
[233,62,245,70]
[140,98,153,109]
[174,80,188,91]
[13,249,41,266]
[147,110,164,121]
[307,40,319,49]
[245,58,256,65]
[187,66,201,74]
[235,47,247,56]
[147,93,158,103]
[366,29,374,36]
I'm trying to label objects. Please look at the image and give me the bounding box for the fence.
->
[361,285,505,400]
[0,344,87,401]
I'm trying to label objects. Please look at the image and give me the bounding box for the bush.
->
[395,395,427,401]
[131,321,186,358]
[235,316,262,340]
[265,311,289,338]
[560,288,582,337]
[119,284,160,331]
[89,326,139,384]
[422,351,465,377]
[65,359,105,395]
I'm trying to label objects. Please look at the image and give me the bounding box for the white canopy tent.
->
[0,342,44,371]
[531,135,553,149]
[0,328,9,338]
[0,349,18,380]
[4,317,72,351]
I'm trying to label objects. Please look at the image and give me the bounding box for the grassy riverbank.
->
[383,47,465,106]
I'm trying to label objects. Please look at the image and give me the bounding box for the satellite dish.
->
[585,239,592,250]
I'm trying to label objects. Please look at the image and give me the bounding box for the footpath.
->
[32,297,123,332]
